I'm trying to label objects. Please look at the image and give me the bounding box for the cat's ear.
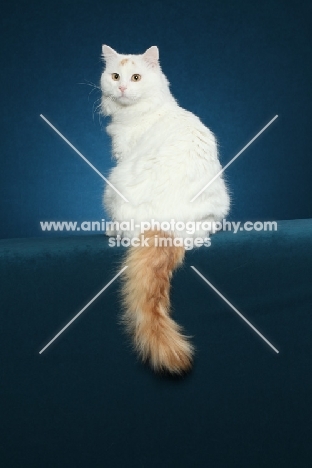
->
[142,46,159,67]
[102,45,118,62]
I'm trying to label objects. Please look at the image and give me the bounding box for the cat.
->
[100,45,230,374]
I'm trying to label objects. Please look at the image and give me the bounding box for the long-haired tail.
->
[121,230,193,374]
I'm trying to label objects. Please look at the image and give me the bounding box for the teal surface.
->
[1,219,311,467]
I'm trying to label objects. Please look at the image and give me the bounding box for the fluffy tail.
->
[121,230,193,374]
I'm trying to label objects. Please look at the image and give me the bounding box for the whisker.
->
[78,80,101,100]
[78,80,105,127]
[78,79,101,90]
[92,99,102,122]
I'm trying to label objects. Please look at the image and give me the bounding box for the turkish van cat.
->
[101,45,230,374]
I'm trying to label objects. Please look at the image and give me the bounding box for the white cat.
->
[101,45,230,374]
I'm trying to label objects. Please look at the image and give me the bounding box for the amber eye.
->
[112,73,120,81]
[131,74,141,82]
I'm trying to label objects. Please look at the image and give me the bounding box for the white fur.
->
[101,46,230,239]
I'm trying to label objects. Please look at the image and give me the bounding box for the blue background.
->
[1,0,312,239]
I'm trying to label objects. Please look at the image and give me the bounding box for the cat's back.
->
[150,103,213,137]
[139,103,217,162]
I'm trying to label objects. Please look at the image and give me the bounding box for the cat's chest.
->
[107,109,166,160]
[107,122,148,160]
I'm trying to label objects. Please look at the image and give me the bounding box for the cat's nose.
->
[119,86,127,93]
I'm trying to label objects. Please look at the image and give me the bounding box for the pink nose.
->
[119,86,127,93]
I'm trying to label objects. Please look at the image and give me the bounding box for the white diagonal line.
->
[190,115,278,202]
[191,266,279,353]
[40,114,129,203]
[39,266,128,354]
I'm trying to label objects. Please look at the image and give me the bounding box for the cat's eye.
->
[112,73,120,81]
[131,74,141,82]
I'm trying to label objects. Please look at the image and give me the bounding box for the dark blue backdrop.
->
[1,0,311,239]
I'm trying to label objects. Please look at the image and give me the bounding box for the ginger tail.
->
[121,230,193,374]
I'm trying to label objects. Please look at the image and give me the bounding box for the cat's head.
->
[100,45,172,115]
